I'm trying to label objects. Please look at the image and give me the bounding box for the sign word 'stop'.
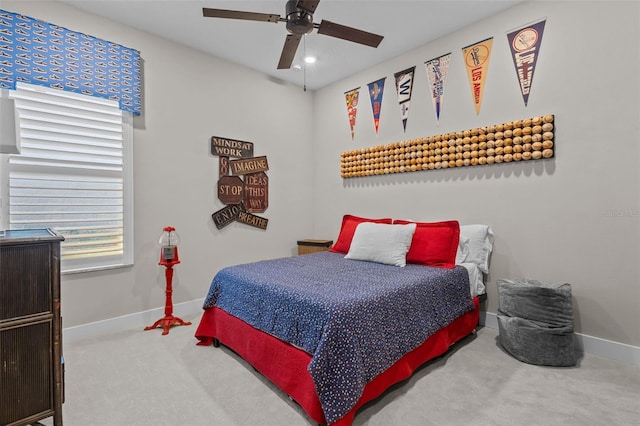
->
[217,175,244,205]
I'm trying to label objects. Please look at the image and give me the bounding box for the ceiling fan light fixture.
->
[285,0,314,35]
[202,0,383,72]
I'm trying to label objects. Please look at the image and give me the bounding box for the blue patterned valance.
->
[0,9,141,114]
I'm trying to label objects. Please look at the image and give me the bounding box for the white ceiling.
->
[59,0,524,90]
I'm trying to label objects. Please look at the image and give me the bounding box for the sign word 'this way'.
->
[243,171,268,213]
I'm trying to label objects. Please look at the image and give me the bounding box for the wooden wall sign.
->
[340,114,555,178]
[211,136,254,159]
[219,156,229,177]
[210,135,269,230]
[217,175,244,205]
[230,156,269,176]
[243,172,268,213]
[237,210,268,230]
[211,204,243,229]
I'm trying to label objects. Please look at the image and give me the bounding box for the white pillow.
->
[455,235,470,265]
[459,262,485,297]
[460,224,494,274]
[345,222,417,267]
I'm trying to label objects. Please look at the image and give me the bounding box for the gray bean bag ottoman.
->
[497,279,576,367]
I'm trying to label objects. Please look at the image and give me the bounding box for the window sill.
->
[62,263,134,275]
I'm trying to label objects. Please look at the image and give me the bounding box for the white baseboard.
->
[63,298,204,344]
[482,311,640,367]
[63,302,639,367]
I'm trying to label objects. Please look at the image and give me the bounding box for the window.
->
[0,82,133,273]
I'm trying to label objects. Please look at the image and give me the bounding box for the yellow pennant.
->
[462,37,493,115]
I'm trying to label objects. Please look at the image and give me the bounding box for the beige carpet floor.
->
[40,312,640,426]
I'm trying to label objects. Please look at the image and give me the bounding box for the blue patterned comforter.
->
[202,251,473,424]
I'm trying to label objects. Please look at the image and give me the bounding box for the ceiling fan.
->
[202,0,384,70]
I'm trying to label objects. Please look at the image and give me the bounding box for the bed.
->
[195,217,494,425]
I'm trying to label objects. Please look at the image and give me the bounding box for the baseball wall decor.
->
[340,115,554,178]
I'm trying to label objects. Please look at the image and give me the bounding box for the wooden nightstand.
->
[297,239,333,255]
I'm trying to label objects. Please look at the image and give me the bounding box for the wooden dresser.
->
[0,229,64,426]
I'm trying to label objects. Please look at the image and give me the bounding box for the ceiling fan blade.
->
[277,34,302,69]
[296,0,320,14]
[317,20,383,48]
[202,8,282,23]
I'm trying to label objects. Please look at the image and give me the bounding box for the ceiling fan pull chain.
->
[303,35,307,91]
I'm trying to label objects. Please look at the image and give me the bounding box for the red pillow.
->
[393,220,460,268]
[330,215,393,254]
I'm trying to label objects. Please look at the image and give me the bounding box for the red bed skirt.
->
[195,297,480,425]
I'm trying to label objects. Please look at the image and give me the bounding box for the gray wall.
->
[2,1,639,348]
[2,0,316,328]
[312,1,640,347]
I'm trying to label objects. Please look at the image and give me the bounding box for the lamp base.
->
[144,314,192,335]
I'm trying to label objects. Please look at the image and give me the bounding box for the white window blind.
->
[5,82,133,273]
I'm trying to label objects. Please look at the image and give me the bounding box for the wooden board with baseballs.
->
[340,114,554,178]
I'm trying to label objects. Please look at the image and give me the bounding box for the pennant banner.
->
[367,77,385,135]
[394,66,415,132]
[507,19,546,106]
[424,53,451,124]
[344,87,360,140]
[462,37,493,115]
